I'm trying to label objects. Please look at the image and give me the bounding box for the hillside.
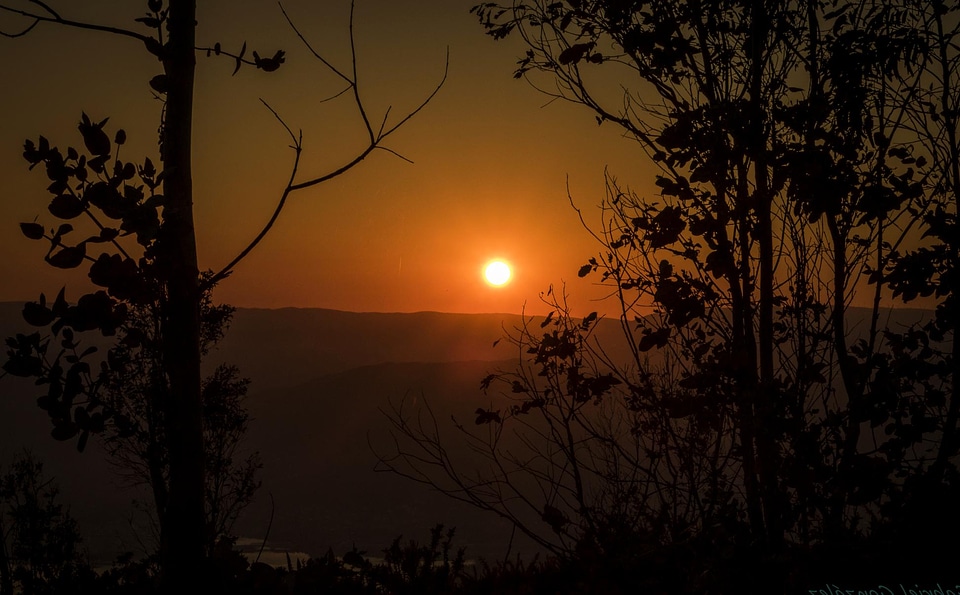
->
[0,304,550,562]
[0,302,940,564]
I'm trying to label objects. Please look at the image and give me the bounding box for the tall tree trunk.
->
[0,516,12,595]
[158,0,205,588]
[749,0,783,550]
[828,215,863,537]
[734,163,766,542]
[931,4,960,481]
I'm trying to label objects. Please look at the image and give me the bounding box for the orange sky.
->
[0,0,660,316]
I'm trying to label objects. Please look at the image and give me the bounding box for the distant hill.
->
[0,302,630,389]
[233,358,535,561]
[206,307,529,389]
[0,304,558,562]
[0,302,940,564]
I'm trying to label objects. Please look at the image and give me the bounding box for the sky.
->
[0,0,656,316]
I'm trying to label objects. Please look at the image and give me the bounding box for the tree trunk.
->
[749,0,783,550]
[158,0,205,589]
[734,163,766,542]
[931,5,960,482]
[0,516,12,595]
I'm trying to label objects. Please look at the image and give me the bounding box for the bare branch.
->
[376,145,414,164]
[205,101,301,287]
[347,0,376,143]
[26,0,59,19]
[378,47,450,139]
[0,3,151,43]
[317,84,353,104]
[288,47,448,192]
[0,15,38,37]
[205,37,450,286]
[277,1,351,84]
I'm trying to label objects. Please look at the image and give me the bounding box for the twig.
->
[207,8,449,282]
[254,493,276,565]
[205,101,301,287]
[0,3,150,43]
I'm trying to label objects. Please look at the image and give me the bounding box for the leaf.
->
[50,422,78,441]
[140,157,156,179]
[233,41,247,75]
[637,327,670,352]
[20,222,45,240]
[88,155,108,174]
[85,182,126,219]
[76,430,89,453]
[558,42,594,65]
[22,301,55,327]
[480,374,496,390]
[134,16,160,28]
[144,36,164,59]
[474,408,502,425]
[121,204,161,246]
[53,287,69,315]
[48,194,85,219]
[540,311,554,328]
[254,49,285,72]
[89,253,147,302]
[149,74,168,94]
[647,206,686,248]
[77,113,111,157]
[578,263,593,277]
[581,312,598,329]
[46,244,86,269]
[2,354,43,377]
[541,504,569,533]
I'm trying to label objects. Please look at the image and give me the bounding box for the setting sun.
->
[483,260,512,286]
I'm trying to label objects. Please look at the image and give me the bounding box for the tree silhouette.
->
[1,0,446,589]
[95,291,261,556]
[0,452,92,595]
[381,0,957,586]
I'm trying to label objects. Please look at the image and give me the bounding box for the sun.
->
[484,260,512,286]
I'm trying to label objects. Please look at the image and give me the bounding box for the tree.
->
[381,0,956,585]
[0,452,94,595]
[0,0,446,589]
[97,289,261,556]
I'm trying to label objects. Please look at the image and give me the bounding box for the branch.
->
[277,1,351,84]
[195,45,257,67]
[204,101,301,288]
[196,42,286,75]
[207,6,448,284]
[0,2,151,44]
[288,47,448,192]
[0,14,37,37]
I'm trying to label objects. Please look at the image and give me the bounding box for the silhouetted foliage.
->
[99,294,261,556]
[4,120,261,556]
[1,0,445,588]
[380,0,959,588]
[0,452,98,595]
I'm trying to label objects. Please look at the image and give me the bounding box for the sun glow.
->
[483,260,512,286]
